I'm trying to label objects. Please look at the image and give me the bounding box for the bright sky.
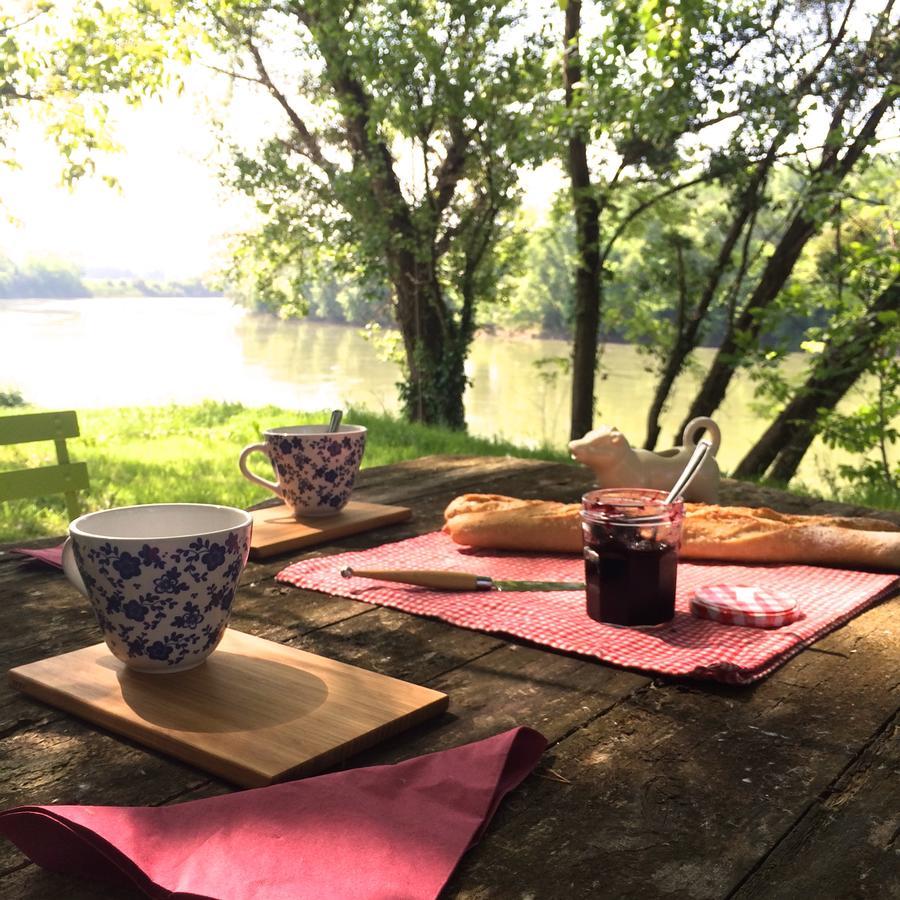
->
[0,71,270,279]
[0,58,560,281]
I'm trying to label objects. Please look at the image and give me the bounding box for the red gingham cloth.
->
[276,531,900,685]
[690,585,799,628]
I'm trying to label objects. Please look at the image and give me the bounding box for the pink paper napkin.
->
[9,543,64,568]
[0,726,546,900]
[276,531,900,685]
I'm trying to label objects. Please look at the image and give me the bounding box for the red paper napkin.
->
[0,726,546,899]
[8,544,64,568]
[276,531,900,685]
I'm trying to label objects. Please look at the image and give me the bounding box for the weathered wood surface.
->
[1,456,897,899]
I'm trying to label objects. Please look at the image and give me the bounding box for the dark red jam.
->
[583,525,678,626]
[581,488,682,627]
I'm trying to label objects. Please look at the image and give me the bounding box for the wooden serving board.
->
[8,628,448,788]
[249,500,412,559]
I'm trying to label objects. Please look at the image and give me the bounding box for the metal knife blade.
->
[490,579,585,592]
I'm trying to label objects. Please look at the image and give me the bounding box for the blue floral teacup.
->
[62,503,252,673]
[238,424,367,517]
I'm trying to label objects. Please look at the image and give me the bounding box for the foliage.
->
[0,388,25,408]
[817,299,900,493]
[550,0,898,451]
[491,204,574,335]
[669,0,899,444]
[738,158,900,489]
[0,402,568,541]
[817,468,900,513]
[151,0,555,427]
[818,350,900,491]
[0,254,86,297]
[605,187,725,352]
[1,1,178,184]
[0,0,897,492]
[86,277,222,298]
[576,0,752,165]
[0,254,221,298]
[551,0,767,438]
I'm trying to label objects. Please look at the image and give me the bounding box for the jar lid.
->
[690,585,799,629]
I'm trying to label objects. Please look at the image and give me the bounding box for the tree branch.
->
[0,9,46,36]
[723,203,759,326]
[202,62,265,87]
[431,119,469,215]
[245,37,334,176]
[598,170,714,265]
[0,85,40,102]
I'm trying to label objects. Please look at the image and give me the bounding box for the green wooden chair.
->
[0,411,90,522]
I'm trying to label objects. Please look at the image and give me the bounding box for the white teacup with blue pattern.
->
[62,503,252,673]
[238,424,367,517]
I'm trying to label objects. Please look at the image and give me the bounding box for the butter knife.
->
[340,567,584,592]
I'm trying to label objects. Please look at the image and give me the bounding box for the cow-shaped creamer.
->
[569,417,721,503]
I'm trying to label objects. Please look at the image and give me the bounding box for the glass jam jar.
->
[581,488,684,627]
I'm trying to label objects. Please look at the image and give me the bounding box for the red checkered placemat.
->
[276,531,899,685]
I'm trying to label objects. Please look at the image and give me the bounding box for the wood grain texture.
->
[731,711,900,899]
[8,628,447,788]
[249,499,412,558]
[444,584,900,899]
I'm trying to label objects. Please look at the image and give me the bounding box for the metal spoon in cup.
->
[327,409,343,433]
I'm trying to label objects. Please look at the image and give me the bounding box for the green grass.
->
[792,474,900,513]
[0,402,568,542]
[718,470,900,516]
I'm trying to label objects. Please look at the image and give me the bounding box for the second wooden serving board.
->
[249,500,412,559]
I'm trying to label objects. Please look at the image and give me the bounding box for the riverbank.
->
[0,280,221,299]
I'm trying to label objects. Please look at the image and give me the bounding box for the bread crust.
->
[443,493,900,571]
[443,494,582,553]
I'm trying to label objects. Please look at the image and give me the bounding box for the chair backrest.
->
[0,411,90,522]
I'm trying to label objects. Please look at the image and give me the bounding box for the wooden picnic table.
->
[1,455,898,899]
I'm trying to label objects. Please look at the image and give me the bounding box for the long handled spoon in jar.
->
[665,438,713,505]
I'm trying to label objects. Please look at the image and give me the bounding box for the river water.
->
[0,295,865,488]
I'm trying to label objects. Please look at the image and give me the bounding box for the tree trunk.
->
[674,91,894,443]
[564,0,602,441]
[643,332,696,450]
[675,209,820,436]
[312,18,468,429]
[389,247,467,429]
[642,0,864,450]
[734,276,900,482]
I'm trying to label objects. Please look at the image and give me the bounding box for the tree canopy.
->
[1,1,174,185]
[154,0,552,427]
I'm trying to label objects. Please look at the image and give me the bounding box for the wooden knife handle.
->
[341,568,483,590]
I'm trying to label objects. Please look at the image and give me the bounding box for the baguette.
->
[443,493,900,571]
[443,493,582,554]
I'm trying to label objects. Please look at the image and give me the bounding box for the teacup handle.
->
[238,443,282,498]
[61,538,88,598]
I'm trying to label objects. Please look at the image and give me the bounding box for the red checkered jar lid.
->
[690,585,799,629]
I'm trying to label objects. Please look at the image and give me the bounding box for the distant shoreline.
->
[0,259,222,300]
[0,285,224,300]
